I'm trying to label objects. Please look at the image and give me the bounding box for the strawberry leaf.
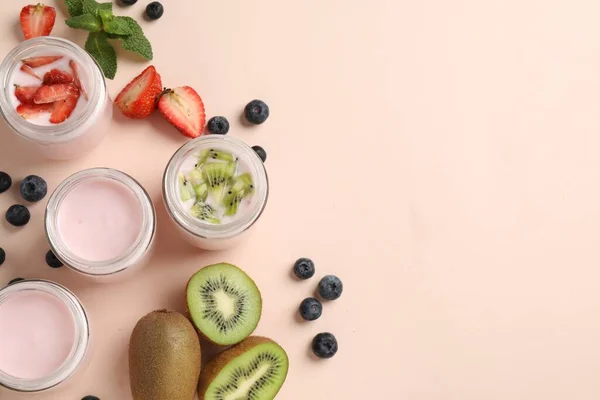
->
[65,0,84,17]
[85,31,117,79]
[103,16,133,36]
[118,17,153,60]
[66,13,102,32]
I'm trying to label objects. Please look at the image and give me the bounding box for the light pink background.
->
[2,0,600,399]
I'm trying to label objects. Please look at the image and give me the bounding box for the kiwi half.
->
[198,336,289,400]
[187,263,262,346]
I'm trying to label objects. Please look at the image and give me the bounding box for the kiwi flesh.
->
[198,336,289,400]
[203,162,237,202]
[129,310,202,400]
[187,263,262,346]
[190,202,220,224]
[179,174,195,202]
[222,173,255,216]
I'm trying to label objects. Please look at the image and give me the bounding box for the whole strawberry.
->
[115,66,162,119]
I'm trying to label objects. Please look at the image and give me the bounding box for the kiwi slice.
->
[187,263,262,346]
[207,149,235,162]
[203,162,236,202]
[190,202,220,224]
[193,182,209,202]
[178,174,195,201]
[188,168,204,184]
[198,336,289,400]
[222,173,255,216]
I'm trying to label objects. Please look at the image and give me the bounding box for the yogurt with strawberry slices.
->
[0,37,111,159]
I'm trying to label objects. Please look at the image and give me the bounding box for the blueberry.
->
[244,100,270,124]
[293,258,314,279]
[252,146,267,163]
[46,250,63,269]
[299,297,322,321]
[20,175,47,202]
[0,248,5,266]
[121,0,137,4]
[0,172,12,194]
[312,332,338,359]
[82,396,100,400]
[7,277,24,286]
[317,275,343,300]
[207,116,230,135]
[6,205,30,227]
[146,2,164,20]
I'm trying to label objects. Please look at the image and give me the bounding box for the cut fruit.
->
[202,162,236,203]
[188,169,203,184]
[21,56,62,68]
[198,336,289,400]
[20,65,41,80]
[115,65,162,119]
[43,69,73,85]
[178,174,195,202]
[186,263,262,346]
[20,4,56,40]
[69,60,88,101]
[33,83,76,104]
[50,85,80,124]
[17,103,53,119]
[206,149,235,162]
[193,182,208,202]
[190,202,220,224]
[157,86,206,138]
[222,173,255,217]
[14,85,39,104]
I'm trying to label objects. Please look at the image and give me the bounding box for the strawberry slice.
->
[16,103,53,119]
[50,86,80,124]
[157,86,206,138]
[69,60,88,101]
[33,84,77,104]
[114,66,162,119]
[43,69,73,85]
[14,85,39,104]
[22,56,62,68]
[20,65,42,80]
[20,4,56,40]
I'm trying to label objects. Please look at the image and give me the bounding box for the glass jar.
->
[163,135,269,250]
[46,168,156,282]
[0,37,111,160]
[0,279,89,392]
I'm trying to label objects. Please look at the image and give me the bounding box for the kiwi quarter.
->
[198,336,289,400]
[203,162,237,202]
[222,173,255,216]
[187,263,262,346]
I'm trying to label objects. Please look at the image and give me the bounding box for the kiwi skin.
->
[129,310,202,400]
[198,336,289,400]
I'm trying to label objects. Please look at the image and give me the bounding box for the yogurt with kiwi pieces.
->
[177,148,256,224]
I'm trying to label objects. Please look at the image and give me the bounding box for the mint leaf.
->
[65,0,84,17]
[118,17,153,60]
[66,13,102,32]
[85,31,117,79]
[103,16,132,36]
[82,0,112,16]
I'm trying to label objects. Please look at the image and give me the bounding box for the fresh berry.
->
[146,2,164,20]
[43,69,73,85]
[293,258,315,279]
[20,4,56,40]
[50,85,80,124]
[21,56,62,68]
[0,248,5,266]
[33,83,75,104]
[5,205,30,227]
[299,297,322,321]
[46,250,63,268]
[244,100,270,124]
[20,65,41,80]
[318,275,343,300]
[14,85,38,104]
[114,65,162,119]
[252,145,267,163]
[69,60,88,100]
[207,116,230,135]
[121,0,137,4]
[0,172,12,194]
[158,86,206,138]
[8,278,24,285]
[20,175,47,202]
[16,103,53,119]
[312,333,338,359]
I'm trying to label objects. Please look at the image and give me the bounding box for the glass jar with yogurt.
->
[0,37,111,160]
[163,135,269,250]
[0,279,89,393]
[45,168,156,282]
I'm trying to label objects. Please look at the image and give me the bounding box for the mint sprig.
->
[64,0,153,79]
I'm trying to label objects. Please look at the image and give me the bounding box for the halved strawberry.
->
[15,85,39,104]
[114,65,162,119]
[20,4,56,40]
[50,86,80,124]
[33,84,77,104]
[43,69,73,85]
[21,56,62,68]
[20,65,41,80]
[16,103,53,119]
[69,60,88,101]
[157,86,206,138]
